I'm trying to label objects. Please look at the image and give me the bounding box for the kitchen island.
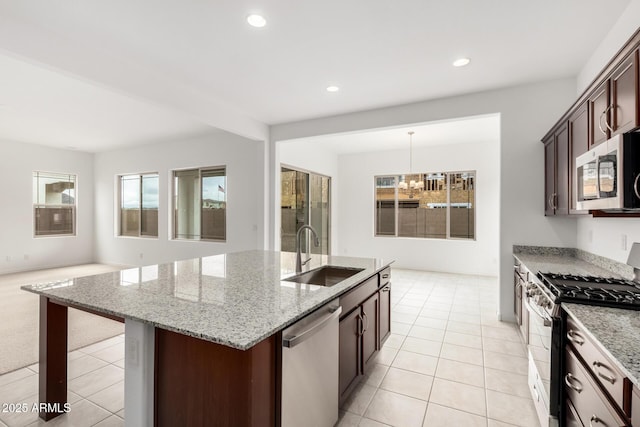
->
[21,250,391,426]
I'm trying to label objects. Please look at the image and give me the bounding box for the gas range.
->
[537,272,640,310]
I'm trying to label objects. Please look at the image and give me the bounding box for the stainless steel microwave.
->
[576,132,640,210]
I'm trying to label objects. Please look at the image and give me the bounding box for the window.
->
[173,166,226,241]
[119,173,159,237]
[375,171,475,240]
[33,171,76,236]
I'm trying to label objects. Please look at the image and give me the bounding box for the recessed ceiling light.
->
[247,14,266,28]
[326,86,340,93]
[453,58,471,67]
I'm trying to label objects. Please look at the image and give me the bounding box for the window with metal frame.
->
[119,173,159,237]
[374,171,475,240]
[173,166,226,241]
[33,171,77,237]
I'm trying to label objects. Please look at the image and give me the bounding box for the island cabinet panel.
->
[379,284,391,346]
[339,309,361,402]
[154,329,278,427]
[632,386,640,426]
[361,292,379,373]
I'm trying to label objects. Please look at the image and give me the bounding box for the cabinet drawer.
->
[565,348,627,427]
[566,315,627,409]
[632,386,640,427]
[566,398,584,427]
[340,275,378,318]
[379,267,391,287]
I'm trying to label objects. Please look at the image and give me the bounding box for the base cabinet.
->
[338,269,391,405]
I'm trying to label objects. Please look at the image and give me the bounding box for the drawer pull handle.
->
[382,274,389,279]
[589,415,601,426]
[382,286,390,293]
[567,329,585,345]
[592,361,616,384]
[564,373,583,393]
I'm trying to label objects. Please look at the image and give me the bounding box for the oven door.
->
[526,297,560,426]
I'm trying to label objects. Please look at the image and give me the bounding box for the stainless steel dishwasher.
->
[282,298,342,427]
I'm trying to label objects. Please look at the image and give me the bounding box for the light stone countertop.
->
[22,250,391,350]
[513,252,626,280]
[563,303,640,387]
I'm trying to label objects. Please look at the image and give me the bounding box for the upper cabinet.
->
[544,122,569,216]
[568,102,589,214]
[589,49,639,148]
[542,29,640,216]
[610,50,639,135]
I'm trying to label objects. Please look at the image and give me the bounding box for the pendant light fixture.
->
[398,131,423,198]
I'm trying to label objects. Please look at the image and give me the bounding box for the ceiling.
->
[0,0,632,151]
[281,114,501,155]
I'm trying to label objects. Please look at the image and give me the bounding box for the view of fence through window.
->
[33,171,76,236]
[120,173,159,237]
[375,171,475,239]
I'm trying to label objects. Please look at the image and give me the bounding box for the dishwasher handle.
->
[283,306,342,348]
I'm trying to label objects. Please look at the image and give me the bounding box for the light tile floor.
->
[0,336,124,427]
[337,269,539,427]
[0,268,538,427]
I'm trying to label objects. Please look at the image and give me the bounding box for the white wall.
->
[277,141,340,252]
[575,1,640,262]
[270,78,578,321]
[577,0,640,93]
[337,140,499,276]
[93,132,264,266]
[0,140,95,274]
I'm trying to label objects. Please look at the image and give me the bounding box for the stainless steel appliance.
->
[576,132,640,211]
[524,278,561,427]
[526,271,640,426]
[281,299,342,427]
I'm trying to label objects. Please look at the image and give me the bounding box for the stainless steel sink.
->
[284,266,364,287]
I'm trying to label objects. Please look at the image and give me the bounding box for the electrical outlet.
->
[5,255,10,262]
[24,254,29,261]
[622,234,628,251]
[126,337,139,367]
[588,230,593,244]
[139,253,143,259]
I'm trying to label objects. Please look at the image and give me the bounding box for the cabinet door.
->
[611,50,639,135]
[589,81,610,148]
[339,309,361,401]
[361,293,379,373]
[555,123,570,215]
[569,102,589,214]
[379,285,391,346]
[544,136,556,216]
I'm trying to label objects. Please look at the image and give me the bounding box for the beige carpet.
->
[0,264,127,374]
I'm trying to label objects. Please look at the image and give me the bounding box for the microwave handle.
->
[634,173,640,200]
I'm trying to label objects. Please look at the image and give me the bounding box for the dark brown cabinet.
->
[379,284,391,346]
[611,50,639,135]
[589,80,611,148]
[361,292,379,373]
[339,308,361,401]
[589,49,639,150]
[338,270,391,405]
[632,386,640,426]
[544,122,570,216]
[569,102,589,214]
[564,312,632,426]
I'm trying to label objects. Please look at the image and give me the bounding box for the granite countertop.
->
[513,251,628,279]
[563,303,640,387]
[22,250,391,350]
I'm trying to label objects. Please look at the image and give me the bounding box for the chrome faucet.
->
[296,225,320,273]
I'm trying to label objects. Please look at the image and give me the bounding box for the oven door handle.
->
[525,298,552,326]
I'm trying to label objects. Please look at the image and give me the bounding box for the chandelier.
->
[398,131,424,198]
